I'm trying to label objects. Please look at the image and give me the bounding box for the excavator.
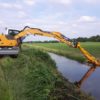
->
[0,26,100,68]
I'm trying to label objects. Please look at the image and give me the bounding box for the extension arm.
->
[77,43,100,66]
[14,26,100,67]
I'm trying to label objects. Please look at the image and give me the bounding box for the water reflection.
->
[75,66,96,88]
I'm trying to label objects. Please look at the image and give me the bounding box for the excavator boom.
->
[14,27,73,47]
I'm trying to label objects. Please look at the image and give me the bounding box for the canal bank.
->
[48,52,100,100]
[0,47,94,100]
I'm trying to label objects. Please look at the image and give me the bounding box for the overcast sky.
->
[0,0,100,41]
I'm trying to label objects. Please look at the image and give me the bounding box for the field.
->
[26,42,100,63]
[0,46,93,100]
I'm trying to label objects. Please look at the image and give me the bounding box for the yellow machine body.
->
[0,34,20,56]
[0,34,18,46]
[0,26,100,66]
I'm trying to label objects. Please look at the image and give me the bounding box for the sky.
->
[0,0,100,41]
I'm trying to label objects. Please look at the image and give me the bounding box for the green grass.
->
[0,46,94,100]
[25,42,100,63]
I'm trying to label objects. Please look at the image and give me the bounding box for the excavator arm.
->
[77,43,100,66]
[14,26,100,67]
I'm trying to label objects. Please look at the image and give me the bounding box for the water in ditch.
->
[48,52,100,100]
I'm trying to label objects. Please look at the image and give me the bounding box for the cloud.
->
[0,0,100,40]
[84,0,100,4]
[0,20,4,24]
[23,0,35,6]
[78,16,96,23]
[17,11,27,18]
[0,2,22,9]
[24,0,72,5]
[49,0,72,5]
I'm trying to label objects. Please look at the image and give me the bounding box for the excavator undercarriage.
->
[0,46,20,56]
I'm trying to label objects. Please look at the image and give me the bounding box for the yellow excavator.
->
[0,26,100,67]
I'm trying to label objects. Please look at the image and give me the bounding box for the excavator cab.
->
[8,29,25,42]
[8,29,20,37]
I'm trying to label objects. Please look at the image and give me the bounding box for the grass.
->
[25,42,100,63]
[0,46,94,100]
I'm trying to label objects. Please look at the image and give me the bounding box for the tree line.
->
[76,35,100,42]
[24,35,100,43]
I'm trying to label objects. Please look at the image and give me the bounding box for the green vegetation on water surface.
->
[0,47,94,100]
[26,42,100,63]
